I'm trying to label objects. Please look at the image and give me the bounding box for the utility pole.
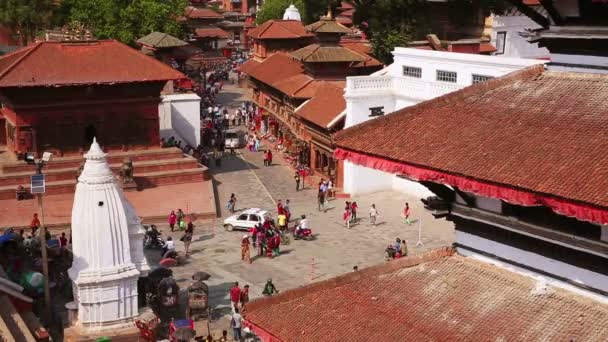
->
[37,191,52,321]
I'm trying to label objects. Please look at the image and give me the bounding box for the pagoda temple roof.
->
[335,65,608,224]
[290,44,367,63]
[195,27,230,39]
[305,18,352,35]
[185,6,223,19]
[247,20,314,40]
[243,247,608,341]
[0,40,185,88]
[136,32,188,49]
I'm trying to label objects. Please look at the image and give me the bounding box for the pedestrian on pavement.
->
[294,171,301,191]
[254,136,260,152]
[262,279,279,296]
[277,212,287,234]
[241,235,251,264]
[404,202,412,225]
[177,209,185,228]
[30,213,40,236]
[369,204,379,226]
[168,210,177,232]
[213,147,222,168]
[256,229,265,256]
[240,284,250,307]
[231,308,243,341]
[59,232,68,248]
[182,222,194,256]
[401,238,408,257]
[343,202,351,228]
[229,282,241,313]
[277,200,284,215]
[268,150,273,165]
[263,150,269,166]
[229,193,237,213]
[317,189,326,212]
[284,199,291,222]
[350,201,359,223]
[327,178,334,199]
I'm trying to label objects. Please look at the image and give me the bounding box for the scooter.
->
[143,225,165,249]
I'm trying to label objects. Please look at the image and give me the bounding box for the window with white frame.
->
[402,65,422,78]
[436,70,457,83]
[472,74,494,84]
[495,31,507,55]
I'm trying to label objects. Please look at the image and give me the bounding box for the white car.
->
[224,208,271,231]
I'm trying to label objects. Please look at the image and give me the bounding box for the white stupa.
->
[283,4,301,21]
[67,138,148,332]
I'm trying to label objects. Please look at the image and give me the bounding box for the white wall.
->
[475,195,502,214]
[491,15,550,59]
[456,230,608,294]
[159,94,201,147]
[343,160,393,195]
[341,48,545,197]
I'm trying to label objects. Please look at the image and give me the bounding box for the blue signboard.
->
[30,174,45,194]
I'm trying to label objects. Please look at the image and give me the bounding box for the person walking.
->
[240,284,250,307]
[168,210,177,232]
[401,238,408,257]
[182,222,194,256]
[241,235,251,264]
[176,209,185,229]
[294,171,301,191]
[369,204,379,226]
[213,147,222,168]
[403,202,411,225]
[268,150,273,166]
[262,279,278,296]
[317,189,326,212]
[229,282,241,313]
[228,193,237,213]
[343,202,351,228]
[350,201,359,224]
[231,308,243,341]
[30,213,40,236]
[283,199,291,222]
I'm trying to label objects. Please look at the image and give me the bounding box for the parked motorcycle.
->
[143,225,165,249]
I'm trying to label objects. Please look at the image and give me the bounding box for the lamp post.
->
[30,152,53,322]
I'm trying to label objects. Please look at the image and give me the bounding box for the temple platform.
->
[0,147,217,230]
[0,147,210,200]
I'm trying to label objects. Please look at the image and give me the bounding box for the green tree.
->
[58,0,187,45]
[256,0,305,25]
[0,0,54,45]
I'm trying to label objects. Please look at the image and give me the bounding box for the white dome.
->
[283,4,301,21]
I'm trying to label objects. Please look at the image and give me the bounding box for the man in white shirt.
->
[161,237,175,258]
[369,204,379,226]
[231,308,242,340]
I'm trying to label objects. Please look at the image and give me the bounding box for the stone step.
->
[0,158,200,187]
[0,167,209,200]
[1,147,185,174]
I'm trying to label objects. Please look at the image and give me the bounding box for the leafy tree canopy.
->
[0,0,54,45]
[58,0,188,45]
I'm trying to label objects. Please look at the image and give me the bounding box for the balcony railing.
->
[346,75,463,100]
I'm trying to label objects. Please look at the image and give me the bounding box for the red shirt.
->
[230,286,241,303]
[59,237,68,248]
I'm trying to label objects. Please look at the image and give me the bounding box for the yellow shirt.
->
[277,214,287,226]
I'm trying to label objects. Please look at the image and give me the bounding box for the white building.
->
[342,48,545,197]
[159,93,202,147]
[490,7,550,59]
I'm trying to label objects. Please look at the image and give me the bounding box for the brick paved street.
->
[145,79,455,339]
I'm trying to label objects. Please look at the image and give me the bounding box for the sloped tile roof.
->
[0,40,184,87]
[292,80,344,99]
[244,247,608,342]
[185,6,223,19]
[248,20,314,39]
[340,42,383,68]
[136,32,188,48]
[335,65,608,209]
[237,59,260,74]
[305,18,352,34]
[296,82,346,128]
[290,44,367,63]
[246,53,304,87]
[195,27,230,39]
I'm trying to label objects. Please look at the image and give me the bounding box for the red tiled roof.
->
[296,82,345,128]
[237,59,260,74]
[272,74,313,96]
[247,20,314,40]
[335,66,608,210]
[244,247,608,342]
[185,6,223,19]
[338,1,354,10]
[338,8,355,17]
[0,40,184,87]
[246,53,304,87]
[195,27,230,38]
[340,42,383,68]
[336,16,353,26]
[292,80,344,99]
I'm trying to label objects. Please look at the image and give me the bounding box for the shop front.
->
[311,140,341,187]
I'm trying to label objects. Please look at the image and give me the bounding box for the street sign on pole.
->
[30,174,45,194]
